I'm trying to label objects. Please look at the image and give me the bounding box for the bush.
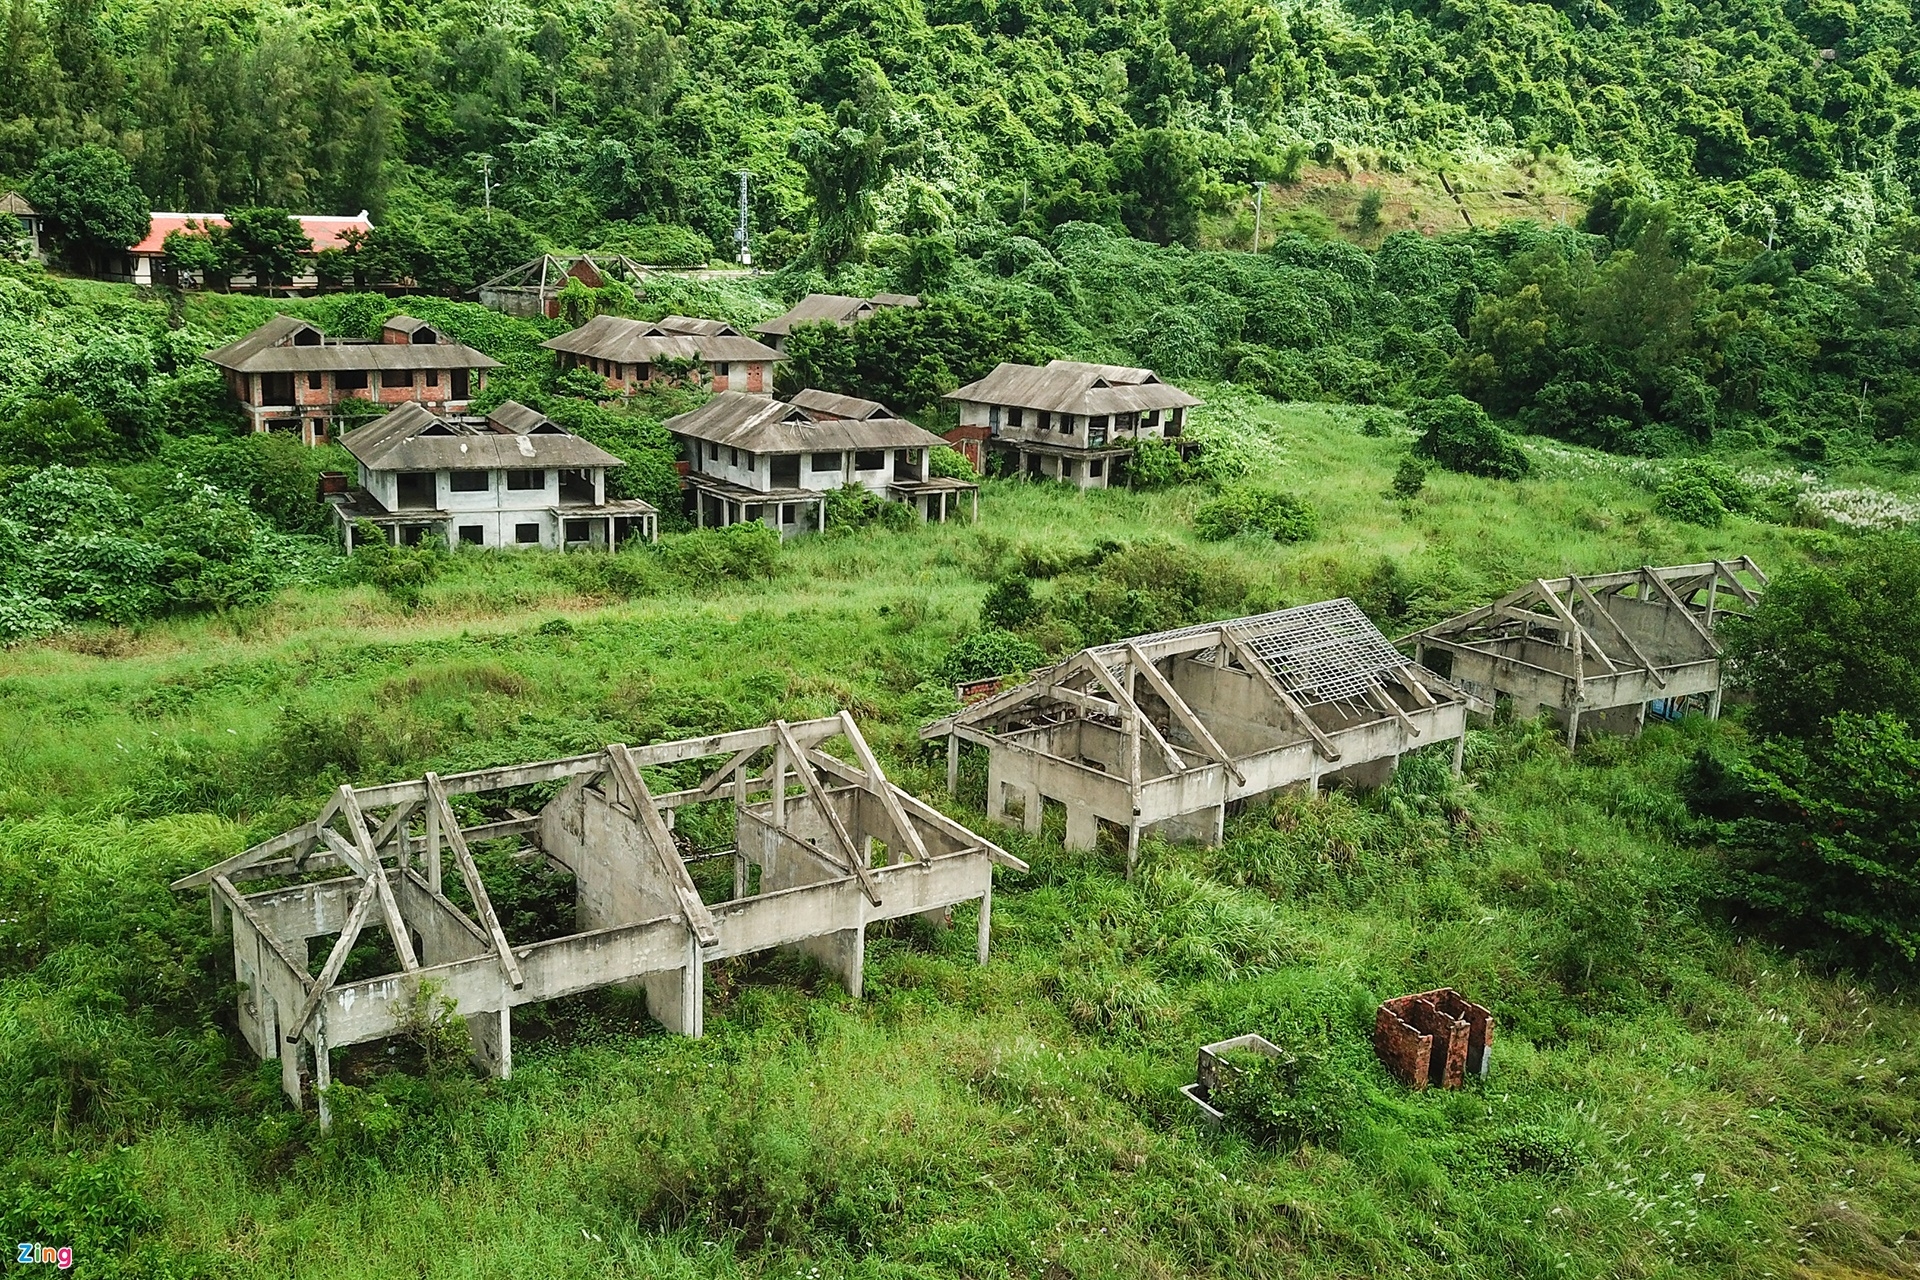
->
[938,629,1046,684]
[1411,395,1530,479]
[927,445,977,480]
[0,395,115,465]
[1654,471,1728,525]
[656,523,780,581]
[347,521,446,608]
[981,574,1038,629]
[1127,438,1191,489]
[1210,1048,1360,1150]
[1193,486,1318,542]
[1391,458,1427,498]
[607,222,715,266]
[1655,459,1750,526]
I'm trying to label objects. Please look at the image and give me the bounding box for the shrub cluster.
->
[1192,486,1318,542]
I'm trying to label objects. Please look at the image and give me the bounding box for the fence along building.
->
[750,292,921,352]
[666,391,978,537]
[541,314,782,395]
[203,314,500,445]
[945,360,1201,489]
[1401,558,1768,746]
[173,715,1025,1128]
[925,599,1468,874]
[332,400,657,551]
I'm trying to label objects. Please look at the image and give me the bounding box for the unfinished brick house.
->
[666,391,978,537]
[541,315,782,395]
[172,715,1024,1128]
[945,360,1201,489]
[330,400,657,551]
[924,599,1468,874]
[1401,558,1767,747]
[751,292,920,352]
[202,314,500,445]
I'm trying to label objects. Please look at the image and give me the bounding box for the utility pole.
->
[734,170,752,267]
[1251,182,1264,254]
[478,154,495,222]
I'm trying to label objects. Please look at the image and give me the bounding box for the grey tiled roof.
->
[540,314,783,364]
[342,401,624,471]
[665,392,946,453]
[946,360,1201,414]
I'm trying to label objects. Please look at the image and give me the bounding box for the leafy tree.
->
[791,83,911,273]
[220,208,313,293]
[1113,129,1204,247]
[1410,395,1530,479]
[25,146,149,273]
[1719,532,1920,739]
[1696,712,1920,969]
[161,221,227,289]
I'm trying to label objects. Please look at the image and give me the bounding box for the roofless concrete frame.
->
[1400,558,1768,748]
[926,600,1470,876]
[175,715,1025,1128]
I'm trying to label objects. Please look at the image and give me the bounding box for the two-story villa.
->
[944,360,1201,489]
[203,314,500,445]
[665,391,976,537]
[332,400,658,551]
[540,315,782,395]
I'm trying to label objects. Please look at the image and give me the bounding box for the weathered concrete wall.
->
[1585,594,1713,666]
[1167,659,1293,757]
[540,778,677,931]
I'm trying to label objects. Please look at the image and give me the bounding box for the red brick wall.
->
[1375,989,1494,1089]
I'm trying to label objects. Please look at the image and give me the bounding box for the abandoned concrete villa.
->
[328,400,659,550]
[176,716,1025,1128]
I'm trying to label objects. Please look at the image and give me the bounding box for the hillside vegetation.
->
[2,397,1917,1277]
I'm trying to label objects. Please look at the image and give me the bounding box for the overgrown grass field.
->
[1,398,1914,1278]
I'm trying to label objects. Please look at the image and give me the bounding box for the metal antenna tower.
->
[734,170,752,266]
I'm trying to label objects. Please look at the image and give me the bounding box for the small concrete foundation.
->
[176,714,1024,1128]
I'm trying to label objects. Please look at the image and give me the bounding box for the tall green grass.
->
[0,395,1907,1277]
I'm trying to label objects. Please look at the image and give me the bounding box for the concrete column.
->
[1022,784,1044,835]
[1064,803,1098,851]
[1565,703,1582,749]
[1451,732,1466,777]
[312,1032,333,1128]
[946,734,960,795]
[280,1022,305,1109]
[1125,822,1141,879]
[468,1005,511,1079]
[976,888,992,964]
[1707,688,1723,720]
[641,937,704,1037]
[797,923,865,999]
